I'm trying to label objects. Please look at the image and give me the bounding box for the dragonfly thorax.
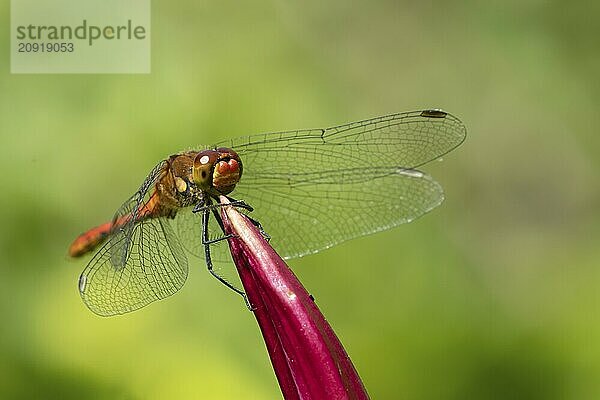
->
[193,147,243,196]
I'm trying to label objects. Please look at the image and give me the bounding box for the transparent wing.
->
[79,217,188,316]
[175,206,237,263]
[235,167,444,259]
[214,109,465,259]
[174,206,243,291]
[109,160,168,267]
[216,110,466,176]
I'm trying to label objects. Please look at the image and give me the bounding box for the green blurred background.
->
[1,1,599,399]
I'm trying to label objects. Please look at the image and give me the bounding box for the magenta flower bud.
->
[220,196,370,400]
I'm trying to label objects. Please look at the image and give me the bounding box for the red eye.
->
[216,160,230,174]
[228,158,240,171]
[216,158,240,175]
[192,148,243,195]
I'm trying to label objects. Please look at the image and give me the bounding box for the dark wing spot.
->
[420,109,447,118]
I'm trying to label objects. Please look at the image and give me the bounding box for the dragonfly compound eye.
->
[193,148,243,195]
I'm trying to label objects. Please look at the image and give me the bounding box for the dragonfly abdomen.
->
[69,221,113,257]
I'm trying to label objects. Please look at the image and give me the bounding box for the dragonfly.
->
[70,109,466,316]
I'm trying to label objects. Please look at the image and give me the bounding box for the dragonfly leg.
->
[218,195,269,241]
[193,198,253,214]
[223,195,254,212]
[202,234,234,245]
[195,196,261,244]
[245,215,271,242]
[201,205,236,245]
[202,206,254,310]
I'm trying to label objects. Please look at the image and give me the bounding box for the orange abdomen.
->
[69,221,113,257]
[69,191,162,257]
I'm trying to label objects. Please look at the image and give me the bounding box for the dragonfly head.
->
[193,148,243,196]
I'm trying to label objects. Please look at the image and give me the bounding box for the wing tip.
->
[420,109,448,118]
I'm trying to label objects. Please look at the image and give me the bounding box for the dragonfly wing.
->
[79,217,188,316]
[217,110,466,175]
[234,167,444,259]
[109,160,168,267]
[174,207,204,257]
[214,109,464,258]
[174,205,245,292]
[175,206,238,263]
